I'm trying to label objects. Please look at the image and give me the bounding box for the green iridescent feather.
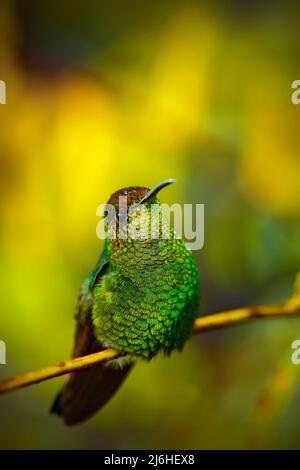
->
[51,183,200,425]
[91,199,199,359]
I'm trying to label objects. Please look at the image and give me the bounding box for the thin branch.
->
[0,349,121,394]
[193,293,300,332]
[1,287,300,395]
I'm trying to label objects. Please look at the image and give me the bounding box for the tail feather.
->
[50,362,133,425]
[50,309,133,425]
[50,392,63,416]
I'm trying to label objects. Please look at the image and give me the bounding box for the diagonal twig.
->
[1,285,300,395]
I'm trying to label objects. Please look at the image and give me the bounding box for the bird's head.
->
[104,179,175,244]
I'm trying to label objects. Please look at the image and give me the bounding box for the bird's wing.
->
[70,244,109,357]
[51,245,133,425]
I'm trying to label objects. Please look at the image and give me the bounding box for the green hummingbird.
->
[51,179,200,425]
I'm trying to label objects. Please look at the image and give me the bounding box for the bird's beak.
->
[137,178,176,207]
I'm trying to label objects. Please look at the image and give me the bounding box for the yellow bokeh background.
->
[0,1,300,449]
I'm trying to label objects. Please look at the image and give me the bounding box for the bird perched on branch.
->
[51,179,200,425]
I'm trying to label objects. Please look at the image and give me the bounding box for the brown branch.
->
[1,284,300,396]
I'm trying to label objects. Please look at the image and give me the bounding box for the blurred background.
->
[0,0,300,450]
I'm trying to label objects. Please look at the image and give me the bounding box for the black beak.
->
[137,178,176,206]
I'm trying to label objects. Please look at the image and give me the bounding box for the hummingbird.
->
[51,179,200,425]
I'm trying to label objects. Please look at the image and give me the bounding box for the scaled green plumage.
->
[51,181,200,425]
[92,229,199,358]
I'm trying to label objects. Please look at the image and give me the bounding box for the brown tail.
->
[51,309,133,425]
[51,362,133,425]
